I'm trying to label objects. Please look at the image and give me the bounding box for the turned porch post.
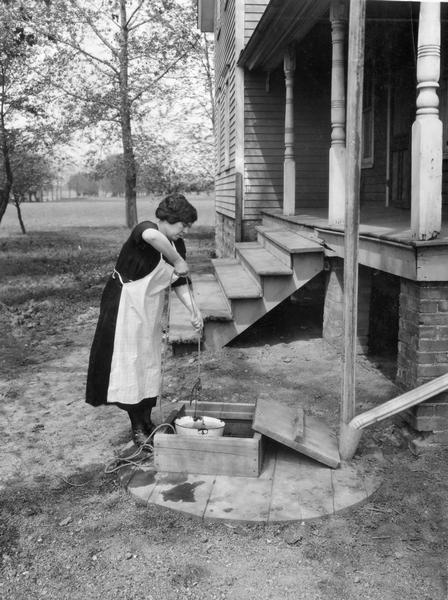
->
[328,0,347,226]
[411,1,442,241]
[283,46,296,216]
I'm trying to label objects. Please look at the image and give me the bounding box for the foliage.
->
[67,171,99,196]
[42,0,206,227]
[11,151,53,201]
[93,153,125,196]
[0,1,72,227]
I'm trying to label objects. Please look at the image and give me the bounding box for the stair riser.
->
[203,320,238,351]
[256,232,292,268]
[291,254,324,285]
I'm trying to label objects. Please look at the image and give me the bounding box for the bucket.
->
[174,415,225,437]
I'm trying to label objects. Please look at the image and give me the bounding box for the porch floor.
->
[263,206,448,245]
[121,443,382,523]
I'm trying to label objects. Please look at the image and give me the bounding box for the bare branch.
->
[67,0,120,58]
[127,17,153,33]
[126,0,145,29]
[49,80,117,111]
[129,39,200,105]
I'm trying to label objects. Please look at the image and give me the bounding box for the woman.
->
[86,193,203,446]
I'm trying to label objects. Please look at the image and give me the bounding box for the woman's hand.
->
[173,258,189,277]
[190,311,203,331]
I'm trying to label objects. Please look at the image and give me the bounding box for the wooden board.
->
[190,273,233,320]
[258,228,324,254]
[212,258,262,299]
[154,432,262,477]
[235,242,293,276]
[184,400,255,422]
[253,394,340,468]
[153,402,263,477]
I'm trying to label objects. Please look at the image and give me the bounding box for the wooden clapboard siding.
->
[244,68,284,218]
[215,0,237,218]
[244,0,270,43]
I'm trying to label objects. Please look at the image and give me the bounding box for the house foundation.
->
[398,280,448,437]
[322,258,371,354]
[215,212,259,258]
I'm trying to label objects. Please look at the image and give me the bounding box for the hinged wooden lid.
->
[253,393,340,468]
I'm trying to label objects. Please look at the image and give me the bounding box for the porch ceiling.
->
[237,0,330,72]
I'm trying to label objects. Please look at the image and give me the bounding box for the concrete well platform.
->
[120,442,382,523]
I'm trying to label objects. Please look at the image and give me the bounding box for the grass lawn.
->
[0,192,216,235]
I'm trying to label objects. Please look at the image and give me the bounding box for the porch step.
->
[256,226,324,254]
[168,273,232,348]
[235,242,293,279]
[212,258,262,299]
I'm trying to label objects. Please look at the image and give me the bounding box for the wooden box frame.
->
[153,401,263,477]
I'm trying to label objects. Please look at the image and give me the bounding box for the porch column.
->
[328,0,347,226]
[283,46,296,216]
[411,1,442,241]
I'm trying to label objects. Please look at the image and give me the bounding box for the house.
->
[182,0,448,443]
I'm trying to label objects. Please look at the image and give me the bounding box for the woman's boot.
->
[117,403,149,447]
[141,397,157,435]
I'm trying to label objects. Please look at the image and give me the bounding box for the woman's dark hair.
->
[155,193,198,225]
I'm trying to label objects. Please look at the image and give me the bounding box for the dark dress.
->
[86,221,188,407]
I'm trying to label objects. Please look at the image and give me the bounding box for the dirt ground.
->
[1,224,447,600]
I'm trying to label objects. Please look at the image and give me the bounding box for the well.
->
[153,401,263,477]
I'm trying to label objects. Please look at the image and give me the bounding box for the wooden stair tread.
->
[256,226,324,254]
[168,274,232,345]
[235,243,293,276]
[253,393,340,468]
[212,258,262,299]
[191,273,232,321]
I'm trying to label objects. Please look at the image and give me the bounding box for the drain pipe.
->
[339,371,448,459]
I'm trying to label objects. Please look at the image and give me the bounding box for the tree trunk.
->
[0,189,9,223]
[0,126,13,227]
[119,0,138,229]
[13,193,26,234]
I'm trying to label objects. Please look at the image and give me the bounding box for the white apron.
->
[107,256,177,405]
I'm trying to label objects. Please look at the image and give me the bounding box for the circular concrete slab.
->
[122,444,382,523]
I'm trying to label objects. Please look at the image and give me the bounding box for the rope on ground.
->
[104,422,176,474]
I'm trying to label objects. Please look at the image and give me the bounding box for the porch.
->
[260,205,448,282]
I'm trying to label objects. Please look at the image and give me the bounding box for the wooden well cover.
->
[253,393,340,469]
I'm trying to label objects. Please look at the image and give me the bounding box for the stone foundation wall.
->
[215,212,260,257]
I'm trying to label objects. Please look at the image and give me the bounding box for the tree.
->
[67,172,99,197]
[45,0,201,228]
[11,152,53,202]
[134,33,215,195]
[0,2,71,230]
[93,154,125,197]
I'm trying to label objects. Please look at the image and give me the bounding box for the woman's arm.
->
[174,284,203,330]
[141,228,189,275]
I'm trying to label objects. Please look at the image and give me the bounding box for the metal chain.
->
[158,273,202,423]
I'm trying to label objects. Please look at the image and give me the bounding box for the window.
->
[362,72,374,168]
